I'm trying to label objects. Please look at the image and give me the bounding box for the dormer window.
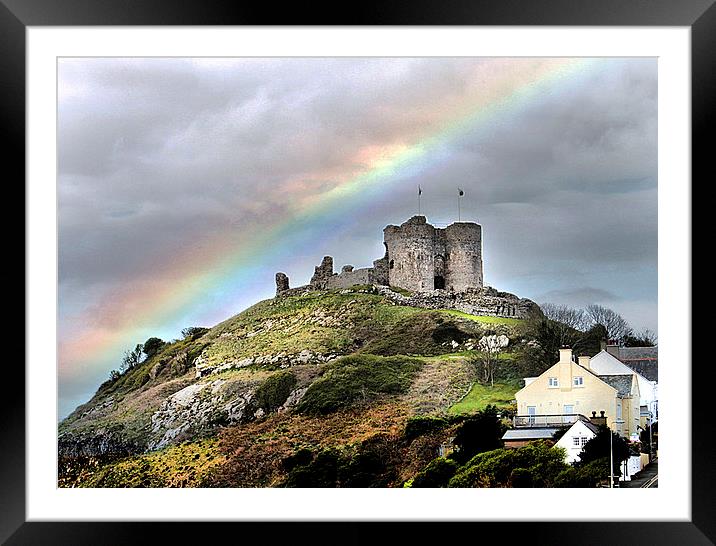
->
[573,376,584,387]
[548,377,559,388]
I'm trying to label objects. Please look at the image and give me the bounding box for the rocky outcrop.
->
[376,285,541,319]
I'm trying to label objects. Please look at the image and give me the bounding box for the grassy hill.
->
[59,285,533,488]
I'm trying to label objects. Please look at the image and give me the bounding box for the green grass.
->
[447,381,520,415]
[438,309,523,326]
[296,354,423,415]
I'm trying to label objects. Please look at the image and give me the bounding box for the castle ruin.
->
[275,215,539,319]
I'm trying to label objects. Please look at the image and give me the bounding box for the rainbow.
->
[59,57,600,385]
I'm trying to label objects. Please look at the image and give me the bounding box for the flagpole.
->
[418,186,422,215]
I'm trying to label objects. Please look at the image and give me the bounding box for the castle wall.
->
[444,222,483,291]
[384,216,438,292]
[383,215,483,293]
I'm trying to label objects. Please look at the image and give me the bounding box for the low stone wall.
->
[375,285,541,319]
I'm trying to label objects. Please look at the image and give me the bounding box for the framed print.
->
[5,0,715,543]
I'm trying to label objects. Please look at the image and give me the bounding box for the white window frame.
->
[573,376,584,387]
[548,377,559,388]
[572,436,581,447]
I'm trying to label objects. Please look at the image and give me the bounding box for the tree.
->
[540,303,590,332]
[450,405,505,464]
[472,334,508,386]
[181,326,209,340]
[120,343,144,373]
[576,425,630,483]
[142,337,165,357]
[623,329,657,347]
[584,304,632,342]
[108,369,121,382]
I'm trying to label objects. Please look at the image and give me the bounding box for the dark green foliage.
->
[282,448,314,472]
[296,354,423,415]
[517,319,607,375]
[282,441,393,488]
[450,405,505,464]
[404,415,451,440]
[254,371,297,413]
[283,449,340,488]
[142,337,165,357]
[448,441,568,488]
[554,458,610,488]
[508,467,535,488]
[109,369,121,382]
[552,425,571,442]
[181,326,209,340]
[411,457,459,488]
[576,425,630,480]
[623,329,657,347]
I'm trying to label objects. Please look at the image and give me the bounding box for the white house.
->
[588,344,658,422]
[554,419,598,463]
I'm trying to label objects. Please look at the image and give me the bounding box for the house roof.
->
[581,420,600,434]
[502,428,559,441]
[620,358,658,382]
[597,374,634,396]
[618,346,657,360]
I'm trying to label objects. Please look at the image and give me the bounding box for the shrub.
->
[404,416,451,440]
[450,405,505,464]
[296,354,423,415]
[181,327,209,341]
[448,441,568,488]
[254,371,297,413]
[411,457,459,488]
[142,337,165,357]
[508,467,535,488]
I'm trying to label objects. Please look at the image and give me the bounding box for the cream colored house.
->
[515,347,640,438]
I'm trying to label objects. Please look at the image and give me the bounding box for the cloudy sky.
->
[58,57,657,419]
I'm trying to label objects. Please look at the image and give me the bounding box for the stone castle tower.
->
[383,215,483,292]
[275,214,539,319]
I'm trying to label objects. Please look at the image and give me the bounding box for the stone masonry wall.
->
[383,215,483,293]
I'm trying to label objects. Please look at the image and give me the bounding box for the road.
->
[622,459,658,488]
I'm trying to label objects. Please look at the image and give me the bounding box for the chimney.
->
[605,341,620,357]
[559,346,573,363]
[558,346,572,389]
[590,411,607,427]
[578,355,591,370]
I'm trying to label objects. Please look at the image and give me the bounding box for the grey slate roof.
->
[581,420,600,434]
[618,346,658,360]
[502,428,559,440]
[618,347,658,382]
[597,374,634,396]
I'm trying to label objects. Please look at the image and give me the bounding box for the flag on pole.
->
[458,188,464,196]
[418,185,422,195]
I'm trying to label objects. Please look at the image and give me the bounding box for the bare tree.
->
[584,304,633,342]
[540,303,590,331]
[473,335,509,387]
[120,343,144,373]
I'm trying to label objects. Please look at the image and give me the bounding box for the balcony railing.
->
[513,413,590,428]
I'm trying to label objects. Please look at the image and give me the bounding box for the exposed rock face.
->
[148,379,259,450]
[376,285,541,319]
[275,272,290,295]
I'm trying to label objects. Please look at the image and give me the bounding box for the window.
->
[548,377,559,387]
[581,437,589,446]
[617,403,622,419]
[573,376,584,387]
[572,437,581,447]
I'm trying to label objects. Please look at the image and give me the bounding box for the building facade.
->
[515,348,641,438]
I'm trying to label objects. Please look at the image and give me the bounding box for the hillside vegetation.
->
[59,285,540,488]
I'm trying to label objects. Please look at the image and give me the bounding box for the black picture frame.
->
[4,1,713,544]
